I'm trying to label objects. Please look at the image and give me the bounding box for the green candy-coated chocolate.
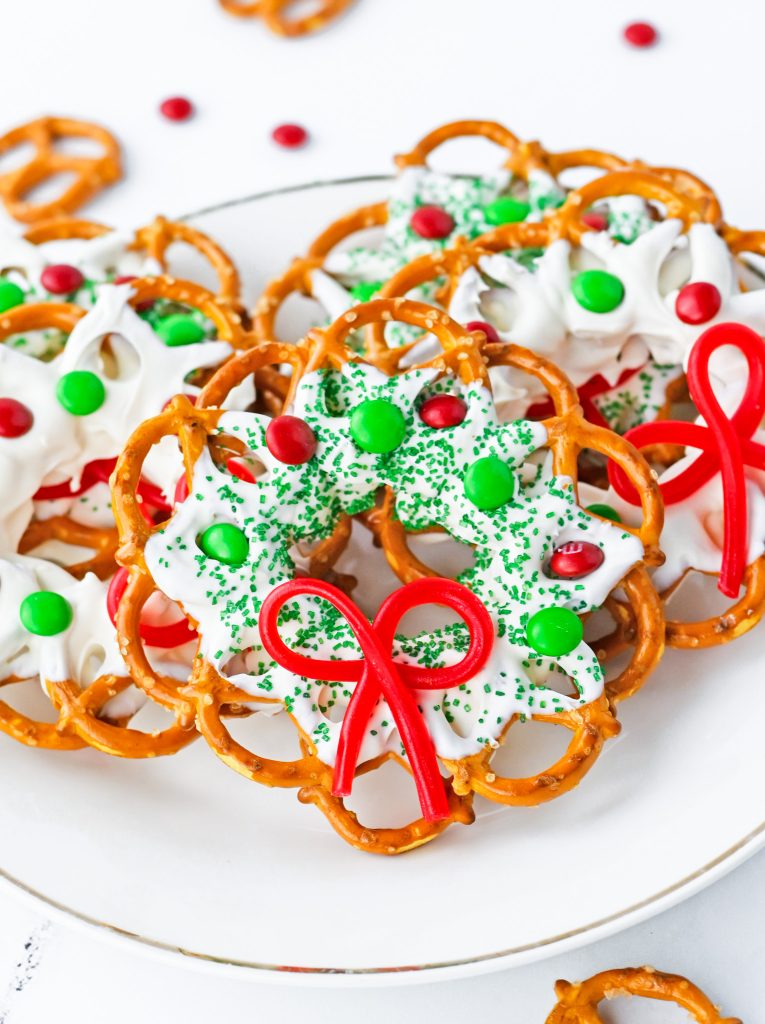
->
[572,270,625,314]
[525,606,583,656]
[484,196,531,225]
[0,279,25,313]
[19,591,73,636]
[349,399,406,454]
[155,314,206,347]
[349,281,383,303]
[56,371,105,416]
[463,455,515,510]
[198,523,250,566]
[585,502,622,523]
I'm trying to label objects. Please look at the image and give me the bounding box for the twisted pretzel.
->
[0,117,121,224]
[546,966,740,1023]
[218,0,355,35]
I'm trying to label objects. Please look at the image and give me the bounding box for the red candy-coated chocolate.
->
[226,456,258,483]
[419,394,468,429]
[174,475,189,504]
[548,541,605,579]
[581,212,609,232]
[160,97,194,122]
[265,415,317,465]
[259,577,494,822]
[107,567,197,648]
[272,123,308,148]
[675,282,722,325]
[41,264,84,295]
[608,322,765,598]
[0,398,33,438]
[466,319,501,344]
[410,205,455,240]
[624,21,658,47]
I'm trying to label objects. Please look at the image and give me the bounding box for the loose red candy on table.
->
[419,394,467,429]
[0,398,33,438]
[265,415,317,464]
[160,97,194,122]
[675,282,722,325]
[41,264,84,295]
[272,123,308,148]
[466,320,501,344]
[623,21,658,47]
[410,205,455,240]
[547,541,605,580]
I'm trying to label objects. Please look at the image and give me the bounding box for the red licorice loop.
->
[34,457,171,513]
[107,567,197,649]
[259,577,495,821]
[526,365,640,427]
[608,322,765,597]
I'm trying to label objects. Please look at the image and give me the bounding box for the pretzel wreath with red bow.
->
[111,298,663,853]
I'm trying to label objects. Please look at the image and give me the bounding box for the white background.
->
[0,0,763,1020]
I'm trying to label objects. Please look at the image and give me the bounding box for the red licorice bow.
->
[259,577,495,822]
[107,567,197,649]
[608,322,765,598]
[526,366,639,428]
[34,457,171,516]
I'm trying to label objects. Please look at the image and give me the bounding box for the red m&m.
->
[547,541,605,580]
[160,96,194,122]
[419,394,467,429]
[266,415,317,464]
[272,123,308,148]
[581,212,609,232]
[0,398,33,438]
[624,21,658,47]
[410,205,455,240]
[675,282,721,325]
[466,320,501,344]
[41,264,84,295]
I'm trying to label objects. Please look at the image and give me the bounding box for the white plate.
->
[1,178,764,987]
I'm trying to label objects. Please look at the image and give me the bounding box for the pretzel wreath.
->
[252,119,721,349]
[545,966,740,1023]
[0,117,121,224]
[113,298,663,853]
[218,0,355,35]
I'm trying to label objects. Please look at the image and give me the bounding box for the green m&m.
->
[350,281,384,303]
[19,591,73,636]
[155,314,206,347]
[56,371,105,416]
[484,196,530,225]
[585,502,622,523]
[572,270,625,313]
[349,398,406,454]
[526,606,583,657]
[464,455,515,510]
[0,279,25,313]
[198,523,250,566]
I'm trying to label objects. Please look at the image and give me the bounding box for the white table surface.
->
[1,0,763,1019]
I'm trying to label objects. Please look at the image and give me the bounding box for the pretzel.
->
[113,298,664,852]
[218,0,355,35]
[546,966,740,1023]
[18,516,118,581]
[0,117,121,224]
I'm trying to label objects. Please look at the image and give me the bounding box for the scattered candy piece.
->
[464,455,515,510]
[56,371,106,416]
[572,269,625,313]
[265,415,317,465]
[586,502,622,523]
[484,196,530,225]
[19,591,73,636]
[0,279,24,312]
[466,320,501,344]
[41,264,84,295]
[226,456,258,483]
[419,394,467,429]
[272,123,308,149]
[160,97,194,122]
[675,282,722,325]
[526,606,583,656]
[349,399,406,454]
[548,541,605,579]
[198,523,250,566]
[581,212,609,232]
[410,205,455,240]
[155,314,206,347]
[624,21,658,47]
[0,397,33,438]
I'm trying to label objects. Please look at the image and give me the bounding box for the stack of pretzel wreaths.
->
[0,115,764,864]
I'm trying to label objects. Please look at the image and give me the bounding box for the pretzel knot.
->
[260,576,494,821]
[609,322,765,598]
[0,117,121,224]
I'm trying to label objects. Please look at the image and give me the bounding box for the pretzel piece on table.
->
[545,966,740,1023]
[0,117,121,224]
[218,0,355,34]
